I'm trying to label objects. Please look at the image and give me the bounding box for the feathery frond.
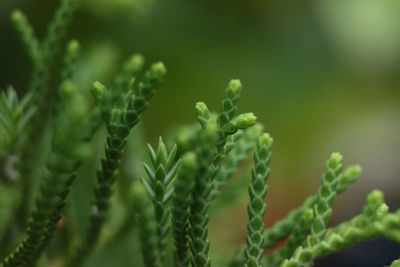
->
[141,137,180,263]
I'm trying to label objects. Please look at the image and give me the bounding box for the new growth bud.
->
[228,79,242,97]
[91,81,106,100]
[195,102,210,117]
[376,203,389,217]
[342,165,361,184]
[258,133,273,148]
[151,62,167,77]
[131,182,147,206]
[127,54,145,73]
[232,112,257,129]
[67,40,80,57]
[328,152,343,169]
[181,152,197,171]
[195,102,212,128]
[60,81,76,99]
[367,189,383,207]
[11,10,26,25]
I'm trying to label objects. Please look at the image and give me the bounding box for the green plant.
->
[0,1,399,267]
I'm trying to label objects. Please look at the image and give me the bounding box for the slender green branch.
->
[65,62,166,267]
[245,133,273,267]
[229,165,361,267]
[111,54,145,106]
[217,79,241,130]
[16,0,82,224]
[295,190,391,263]
[10,10,40,63]
[189,122,219,267]
[261,208,313,267]
[308,153,343,245]
[60,40,80,87]
[132,182,161,267]
[280,153,344,267]
[0,39,80,258]
[52,40,81,119]
[210,124,263,200]
[42,0,79,59]
[1,83,89,267]
[28,0,80,125]
[189,80,256,267]
[172,152,197,267]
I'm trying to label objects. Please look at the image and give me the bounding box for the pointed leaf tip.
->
[229,79,242,94]
[60,81,76,99]
[258,133,273,147]
[345,165,362,178]
[91,81,106,99]
[128,54,145,71]
[67,40,80,56]
[233,113,257,129]
[11,9,25,23]
[329,152,343,167]
[195,102,208,114]
[181,152,197,170]
[151,62,167,77]
[367,189,383,206]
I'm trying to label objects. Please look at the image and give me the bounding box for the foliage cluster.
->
[0,1,399,267]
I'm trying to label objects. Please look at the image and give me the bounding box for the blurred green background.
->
[1,0,400,265]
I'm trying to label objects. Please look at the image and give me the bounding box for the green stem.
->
[245,133,273,267]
